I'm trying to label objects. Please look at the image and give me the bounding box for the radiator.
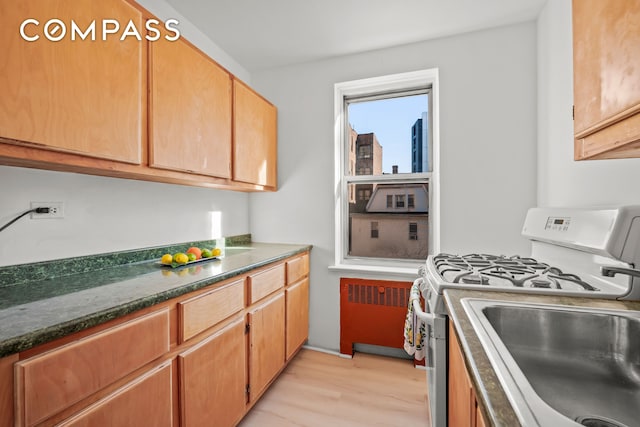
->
[340,277,419,361]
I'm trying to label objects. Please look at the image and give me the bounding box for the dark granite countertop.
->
[0,241,311,358]
[443,289,640,427]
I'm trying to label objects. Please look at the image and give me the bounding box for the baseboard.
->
[302,345,350,358]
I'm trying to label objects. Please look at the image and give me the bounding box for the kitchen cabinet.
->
[179,318,246,427]
[573,0,640,159]
[233,79,278,188]
[448,322,487,427]
[14,309,170,426]
[0,354,17,427]
[0,0,144,164]
[2,250,309,425]
[248,292,286,402]
[285,253,310,360]
[285,279,309,360]
[150,36,232,178]
[178,278,245,342]
[0,2,277,191]
[248,263,285,304]
[57,361,173,427]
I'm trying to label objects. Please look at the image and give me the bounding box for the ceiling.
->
[165,0,548,72]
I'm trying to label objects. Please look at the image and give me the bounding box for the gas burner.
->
[459,274,489,285]
[530,279,553,289]
[433,253,600,292]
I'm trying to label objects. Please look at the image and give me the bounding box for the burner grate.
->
[434,253,599,292]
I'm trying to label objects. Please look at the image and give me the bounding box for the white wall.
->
[250,23,538,351]
[0,167,249,267]
[135,0,250,82]
[537,0,640,207]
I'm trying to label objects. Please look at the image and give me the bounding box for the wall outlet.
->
[30,202,65,219]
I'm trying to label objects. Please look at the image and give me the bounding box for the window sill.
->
[328,262,421,278]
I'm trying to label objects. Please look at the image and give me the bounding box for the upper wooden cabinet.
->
[233,80,278,188]
[150,37,232,178]
[0,0,144,164]
[573,0,640,159]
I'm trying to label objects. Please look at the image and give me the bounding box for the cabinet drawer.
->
[286,253,309,285]
[179,279,245,342]
[248,263,285,304]
[15,309,170,426]
[57,361,173,427]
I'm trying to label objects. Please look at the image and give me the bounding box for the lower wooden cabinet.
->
[15,309,170,426]
[2,251,309,426]
[448,322,488,427]
[248,292,285,402]
[285,278,309,360]
[179,318,246,427]
[57,361,173,427]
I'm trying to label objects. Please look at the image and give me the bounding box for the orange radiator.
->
[340,278,423,364]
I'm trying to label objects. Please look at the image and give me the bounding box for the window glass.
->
[345,92,430,260]
[338,71,436,263]
[409,222,418,240]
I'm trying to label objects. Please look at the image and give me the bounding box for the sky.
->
[348,94,428,174]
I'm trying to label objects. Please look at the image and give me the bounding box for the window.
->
[358,145,372,158]
[334,69,439,268]
[409,222,418,240]
[371,221,379,238]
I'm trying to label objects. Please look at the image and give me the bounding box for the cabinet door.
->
[233,79,277,187]
[178,318,246,427]
[285,278,309,360]
[448,323,474,427]
[150,36,232,178]
[57,361,173,427]
[476,404,487,427]
[0,0,144,164]
[573,0,640,159]
[15,309,170,426]
[248,292,285,401]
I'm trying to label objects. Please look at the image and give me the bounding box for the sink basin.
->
[461,298,640,427]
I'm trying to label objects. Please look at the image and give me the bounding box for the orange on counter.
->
[186,247,202,260]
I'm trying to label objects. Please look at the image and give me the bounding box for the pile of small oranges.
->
[161,246,222,266]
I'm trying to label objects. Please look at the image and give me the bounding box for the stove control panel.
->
[545,217,571,232]
[523,206,640,258]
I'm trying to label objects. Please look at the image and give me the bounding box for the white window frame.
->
[331,69,441,274]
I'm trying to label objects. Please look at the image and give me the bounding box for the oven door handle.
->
[411,278,436,325]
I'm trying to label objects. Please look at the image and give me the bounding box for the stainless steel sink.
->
[461,298,640,427]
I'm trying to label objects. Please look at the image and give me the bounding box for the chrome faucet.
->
[601,265,640,300]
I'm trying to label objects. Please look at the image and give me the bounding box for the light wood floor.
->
[240,348,429,427]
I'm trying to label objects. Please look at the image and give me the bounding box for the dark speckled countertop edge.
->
[444,289,640,427]
[0,243,311,358]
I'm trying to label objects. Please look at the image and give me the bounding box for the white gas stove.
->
[422,205,640,315]
[413,206,640,427]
